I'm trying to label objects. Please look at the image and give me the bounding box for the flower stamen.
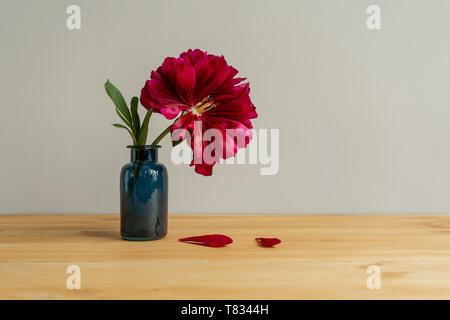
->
[191,95,218,116]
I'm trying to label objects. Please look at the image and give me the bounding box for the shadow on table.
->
[80,230,122,241]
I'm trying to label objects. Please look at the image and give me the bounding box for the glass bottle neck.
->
[130,148,158,162]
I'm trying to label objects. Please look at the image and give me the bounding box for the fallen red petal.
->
[179,234,233,247]
[255,237,281,247]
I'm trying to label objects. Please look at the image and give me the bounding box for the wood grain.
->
[1,214,450,299]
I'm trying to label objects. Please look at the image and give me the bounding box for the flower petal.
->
[175,59,196,104]
[255,237,281,247]
[179,234,233,247]
[190,161,214,176]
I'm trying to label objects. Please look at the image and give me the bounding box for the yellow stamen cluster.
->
[191,95,218,116]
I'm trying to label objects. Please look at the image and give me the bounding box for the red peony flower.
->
[140,49,257,176]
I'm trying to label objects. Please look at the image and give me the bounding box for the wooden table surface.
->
[1,214,450,299]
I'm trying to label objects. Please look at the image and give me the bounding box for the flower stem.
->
[151,125,171,145]
[124,161,143,200]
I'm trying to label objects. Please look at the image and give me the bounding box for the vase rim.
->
[127,145,161,149]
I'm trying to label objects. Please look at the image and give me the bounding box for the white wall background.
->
[1,0,449,214]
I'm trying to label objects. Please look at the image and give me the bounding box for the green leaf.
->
[138,108,153,145]
[115,107,131,128]
[130,97,140,138]
[112,123,137,145]
[105,80,133,128]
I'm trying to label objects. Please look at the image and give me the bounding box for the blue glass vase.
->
[120,145,168,241]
